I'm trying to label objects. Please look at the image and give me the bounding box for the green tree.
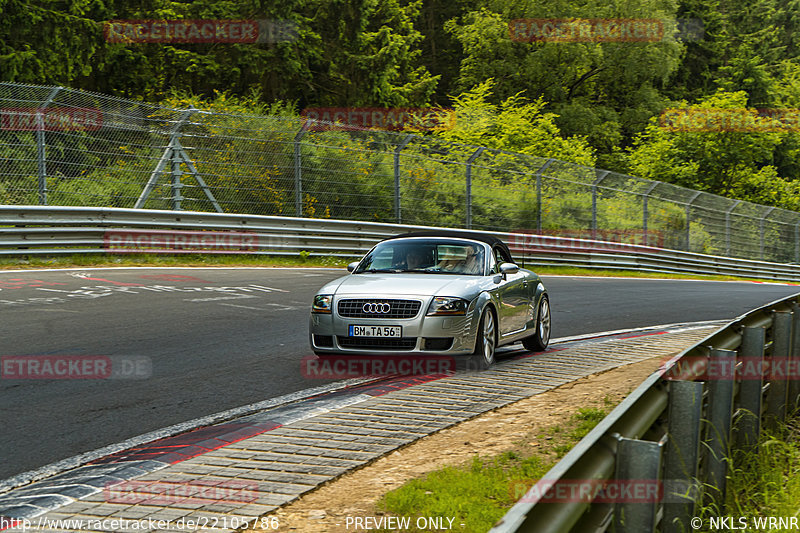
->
[2,0,439,107]
[0,0,101,83]
[442,0,683,170]
[436,79,596,166]
[626,90,795,206]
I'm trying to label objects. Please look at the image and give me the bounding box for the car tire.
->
[522,295,550,352]
[468,307,497,370]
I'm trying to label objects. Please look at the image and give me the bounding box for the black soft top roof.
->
[384,230,515,262]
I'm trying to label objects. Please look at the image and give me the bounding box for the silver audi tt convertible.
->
[308,231,551,368]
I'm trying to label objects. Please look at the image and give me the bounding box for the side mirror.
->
[499,262,519,276]
[347,261,360,272]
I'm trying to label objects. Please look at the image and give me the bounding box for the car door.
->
[491,246,529,335]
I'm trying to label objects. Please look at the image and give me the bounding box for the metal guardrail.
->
[2,206,800,282]
[491,292,800,532]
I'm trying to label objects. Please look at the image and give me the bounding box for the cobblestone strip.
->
[1,326,719,532]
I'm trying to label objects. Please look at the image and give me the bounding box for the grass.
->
[0,253,793,284]
[375,403,613,533]
[528,264,798,284]
[721,415,800,518]
[376,402,800,532]
[0,253,350,270]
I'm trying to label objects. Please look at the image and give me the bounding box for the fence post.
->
[294,120,311,217]
[393,134,413,224]
[760,207,776,261]
[765,310,793,429]
[795,221,800,264]
[135,107,195,209]
[465,147,485,229]
[171,138,223,213]
[703,348,736,508]
[613,438,661,532]
[35,86,63,205]
[171,145,183,211]
[725,200,741,257]
[685,191,702,252]
[662,380,703,533]
[642,182,659,246]
[535,159,554,232]
[591,171,609,239]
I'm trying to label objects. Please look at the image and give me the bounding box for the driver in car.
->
[462,246,483,274]
[396,247,431,270]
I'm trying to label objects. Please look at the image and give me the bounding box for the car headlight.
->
[312,294,333,313]
[427,296,469,316]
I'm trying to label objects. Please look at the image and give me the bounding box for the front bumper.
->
[309,298,478,355]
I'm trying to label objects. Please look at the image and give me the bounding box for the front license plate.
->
[349,325,402,337]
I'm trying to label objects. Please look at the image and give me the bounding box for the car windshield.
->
[354,239,486,275]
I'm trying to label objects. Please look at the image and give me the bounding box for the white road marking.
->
[185,295,257,303]
[219,303,267,311]
[265,303,298,311]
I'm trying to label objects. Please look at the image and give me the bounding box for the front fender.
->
[468,291,497,349]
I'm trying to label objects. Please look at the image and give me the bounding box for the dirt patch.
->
[247,355,670,532]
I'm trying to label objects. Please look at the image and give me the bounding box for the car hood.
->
[327,273,483,297]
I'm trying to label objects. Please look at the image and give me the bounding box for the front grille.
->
[337,299,422,319]
[337,336,417,350]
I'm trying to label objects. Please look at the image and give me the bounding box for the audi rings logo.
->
[363,302,391,314]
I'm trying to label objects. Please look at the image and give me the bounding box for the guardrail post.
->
[790,305,800,411]
[734,326,765,452]
[465,147,485,229]
[35,86,62,206]
[725,200,741,257]
[393,134,413,224]
[662,380,703,533]
[765,310,793,428]
[702,348,736,508]
[294,120,311,217]
[535,159,554,232]
[686,191,702,252]
[612,438,661,532]
[642,182,659,246]
[591,171,610,239]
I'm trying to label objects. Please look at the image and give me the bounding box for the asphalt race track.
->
[1,267,798,480]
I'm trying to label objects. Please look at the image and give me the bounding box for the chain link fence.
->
[1,81,798,263]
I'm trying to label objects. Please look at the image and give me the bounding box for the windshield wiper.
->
[360,268,404,273]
